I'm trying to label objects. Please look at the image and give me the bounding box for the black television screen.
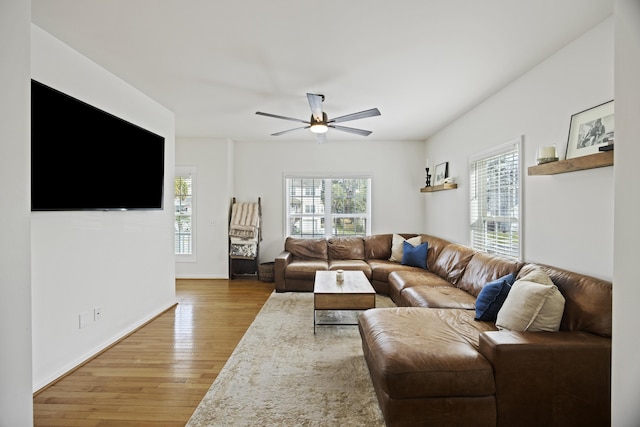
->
[31,79,165,211]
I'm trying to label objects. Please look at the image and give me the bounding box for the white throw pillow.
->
[389,234,421,262]
[518,268,554,287]
[496,279,565,332]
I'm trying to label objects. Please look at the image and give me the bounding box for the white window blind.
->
[469,137,522,260]
[175,170,194,256]
[285,175,371,238]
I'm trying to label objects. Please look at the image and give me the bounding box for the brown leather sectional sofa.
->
[274,233,612,427]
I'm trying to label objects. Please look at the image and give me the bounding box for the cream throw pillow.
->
[496,273,565,332]
[518,268,554,287]
[389,234,421,262]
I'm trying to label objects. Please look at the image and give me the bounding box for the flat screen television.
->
[31,79,165,211]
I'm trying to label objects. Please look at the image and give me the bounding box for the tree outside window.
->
[285,176,371,238]
[175,172,193,256]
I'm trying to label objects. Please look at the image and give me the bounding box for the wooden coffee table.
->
[313,270,376,333]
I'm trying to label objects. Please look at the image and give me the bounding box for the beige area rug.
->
[187,291,395,427]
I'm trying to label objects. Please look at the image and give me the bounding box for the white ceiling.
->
[31,0,612,143]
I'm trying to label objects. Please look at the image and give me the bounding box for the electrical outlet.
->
[94,307,102,321]
[79,312,90,329]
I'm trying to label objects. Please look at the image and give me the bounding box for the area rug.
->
[186,291,395,426]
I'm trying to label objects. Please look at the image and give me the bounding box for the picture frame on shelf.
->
[566,100,614,160]
[434,162,449,185]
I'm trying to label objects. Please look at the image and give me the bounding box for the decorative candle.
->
[336,269,344,283]
[538,146,556,159]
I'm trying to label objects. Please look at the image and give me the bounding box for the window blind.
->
[175,174,193,255]
[285,176,371,238]
[469,138,521,259]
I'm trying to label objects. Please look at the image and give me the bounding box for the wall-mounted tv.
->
[31,79,165,211]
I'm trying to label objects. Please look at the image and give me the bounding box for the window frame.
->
[283,173,372,239]
[175,166,196,262]
[468,136,523,260]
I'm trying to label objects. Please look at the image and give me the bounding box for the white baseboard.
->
[33,300,177,393]
[175,274,229,279]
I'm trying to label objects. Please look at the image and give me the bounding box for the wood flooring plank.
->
[33,278,273,426]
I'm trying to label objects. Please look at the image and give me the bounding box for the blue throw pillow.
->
[475,273,516,321]
[401,241,428,269]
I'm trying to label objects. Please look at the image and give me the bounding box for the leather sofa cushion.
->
[367,260,423,283]
[388,270,452,306]
[328,237,365,260]
[518,264,612,337]
[401,286,477,309]
[285,237,327,261]
[329,260,372,279]
[363,234,392,260]
[457,252,525,297]
[284,260,328,280]
[430,243,476,285]
[420,234,452,269]
[359,307,496,399]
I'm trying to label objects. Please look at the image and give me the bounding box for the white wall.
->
[234,139,426,264]
[424,17,614,280]
[175,138,233,278]
[612,0,640,424]
[175,138,425,277]
[0,1,33,425]
[30,25,177,390]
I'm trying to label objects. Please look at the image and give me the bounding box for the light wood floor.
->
[33,278,274,427]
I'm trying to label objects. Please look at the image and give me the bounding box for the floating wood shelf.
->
[420,183,458,192]
[527,151,613,176]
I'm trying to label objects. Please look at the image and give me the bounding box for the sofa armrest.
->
[274,250,292,292]
[479,330,611,427]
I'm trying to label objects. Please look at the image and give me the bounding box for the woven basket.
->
[259,262,275,282]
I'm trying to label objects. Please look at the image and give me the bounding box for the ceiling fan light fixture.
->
[256,96,380,141]
[309,112,329,134]
[310,123,328,133]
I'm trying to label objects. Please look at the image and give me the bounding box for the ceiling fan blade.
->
[306,93,324,120]
[271,126,309,136]
[329,124,373,137]
[316,133,328,144]
[329,125,373,137]
[256,111,309,124]
[329,108,381,124]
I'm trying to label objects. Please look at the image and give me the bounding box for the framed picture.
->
[434,162,448,185]
[566,100,614,160]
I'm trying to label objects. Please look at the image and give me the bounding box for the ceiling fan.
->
[256,93,381,143]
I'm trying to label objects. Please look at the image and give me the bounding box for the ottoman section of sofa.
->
[359,307,496,426]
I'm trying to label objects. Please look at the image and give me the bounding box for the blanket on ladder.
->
[229,202,260,259]
[229,202,260,239]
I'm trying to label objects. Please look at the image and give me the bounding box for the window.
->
[175,167,196,259]
[469,137,522,260]
[285,175,371,238]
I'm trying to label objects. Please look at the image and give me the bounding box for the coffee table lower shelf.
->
[313,307,371,334]
[313,271,376,334]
